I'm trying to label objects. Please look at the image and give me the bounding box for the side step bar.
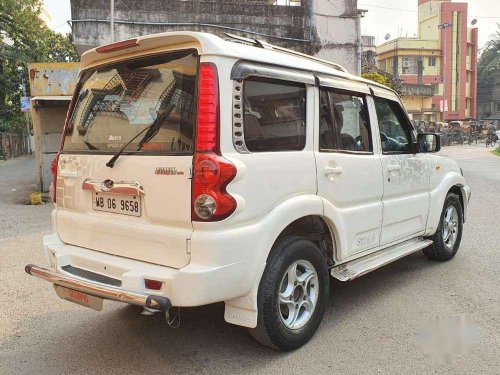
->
[331,238,433,281]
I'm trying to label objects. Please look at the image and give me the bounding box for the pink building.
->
[377,0,478,122]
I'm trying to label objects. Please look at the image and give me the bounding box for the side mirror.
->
[417,133,441,153]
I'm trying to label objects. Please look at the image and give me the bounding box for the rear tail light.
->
[193,153,237,221]
[49,152,60,203]
[195,63,219,153]
[192,63,237,221]
[51,81,78,205]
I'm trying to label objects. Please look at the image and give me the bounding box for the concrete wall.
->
[28,63,80,96]
[309,0,358,72]
[30,101,70,192]
[27,63,79,192]
[70,0,359,73]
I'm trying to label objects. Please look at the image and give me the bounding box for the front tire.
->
[423,193,463,261]
[249,236,329,351]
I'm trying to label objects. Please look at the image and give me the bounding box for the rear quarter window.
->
[242,77,306,152]
[63,50,198,154]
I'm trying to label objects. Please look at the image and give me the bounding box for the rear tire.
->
[423,193,463,261]
[248,236,329,351]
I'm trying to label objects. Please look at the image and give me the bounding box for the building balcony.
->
[400,83,434,97]
[376,38,440,56]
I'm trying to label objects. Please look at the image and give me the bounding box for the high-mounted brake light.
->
[96,39,139,53]
[192,63,237,221]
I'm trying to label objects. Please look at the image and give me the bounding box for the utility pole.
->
[110,0,115,43]
[438,22,451,123]
[20,73,32,155]
[357,9,368,76]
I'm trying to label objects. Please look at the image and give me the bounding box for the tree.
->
[478,24,500,84]
[477,24,500,119]
[361,71,403,94]
[0,0,78,134]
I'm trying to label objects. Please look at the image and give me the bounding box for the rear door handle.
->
[323,166,343,176]
[59,170,77,178]
[387,164,401,173]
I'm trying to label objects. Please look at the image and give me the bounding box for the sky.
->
[359,0,499,49]
[43,0,499,49]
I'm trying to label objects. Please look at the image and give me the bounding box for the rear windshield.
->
[63,50,198,154]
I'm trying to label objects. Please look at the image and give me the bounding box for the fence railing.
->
[0,132,30,160]
[202,0,303,5]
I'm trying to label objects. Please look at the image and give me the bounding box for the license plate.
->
[53,285,103,311]
[92,192,141,217]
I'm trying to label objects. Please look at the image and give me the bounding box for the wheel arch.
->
[425,171,468,236]
[275,215,337,267]
[224,199,339,328]
[448,185,465,221]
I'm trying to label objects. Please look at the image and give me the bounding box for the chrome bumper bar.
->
[25,264,172,311]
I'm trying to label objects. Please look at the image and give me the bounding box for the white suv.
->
[26,32,471,351]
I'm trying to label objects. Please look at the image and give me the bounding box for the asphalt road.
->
[0,147,499,375]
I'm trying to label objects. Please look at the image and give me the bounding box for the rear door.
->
[56,50,198,268]
[315,80,384,261]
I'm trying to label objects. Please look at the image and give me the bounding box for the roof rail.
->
[224,33,349,74]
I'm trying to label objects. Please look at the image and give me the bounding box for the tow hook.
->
[140,307,159,316]
[145,295,171,311]
[166,306,181,328]
[141,305,180,328]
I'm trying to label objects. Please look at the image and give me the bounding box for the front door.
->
[371,94,431,245]
[315,85,384,261]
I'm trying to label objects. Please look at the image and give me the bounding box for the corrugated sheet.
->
[28,62,80,96]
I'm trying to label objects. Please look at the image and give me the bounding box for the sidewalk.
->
[438,143,498,160]
[0,155,52,239]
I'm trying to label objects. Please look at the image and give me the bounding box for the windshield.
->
[63,50,198,154]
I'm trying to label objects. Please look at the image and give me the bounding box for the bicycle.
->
[467,132,478,145]
[485,133,498,147]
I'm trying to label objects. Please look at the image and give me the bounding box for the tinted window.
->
[374,97,413,153]
[319,88,372,152]
[63,50,197,153]
[242,77,306,152]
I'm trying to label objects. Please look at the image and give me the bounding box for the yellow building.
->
[39,5,52,28]
[376,0,478,122]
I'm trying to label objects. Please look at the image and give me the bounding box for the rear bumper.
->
[25,264,172,311]
[31,233,250,308]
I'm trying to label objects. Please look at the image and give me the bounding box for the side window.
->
[242,77,306,152]
[374,97,413,153]
[319,87,372,153]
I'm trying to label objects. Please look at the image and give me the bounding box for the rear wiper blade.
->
[105,104,175,168]
[136,104,174,151]
[105,125,153,168]
[84,141,98,150]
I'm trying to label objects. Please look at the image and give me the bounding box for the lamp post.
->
[110,0,115,43]
[438,22,451,123]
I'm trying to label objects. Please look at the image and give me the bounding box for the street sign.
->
[20,96,31,112]
[438,22,452,29]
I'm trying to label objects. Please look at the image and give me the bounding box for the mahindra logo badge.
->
[155,167,183,176]
[101,179,114,191]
